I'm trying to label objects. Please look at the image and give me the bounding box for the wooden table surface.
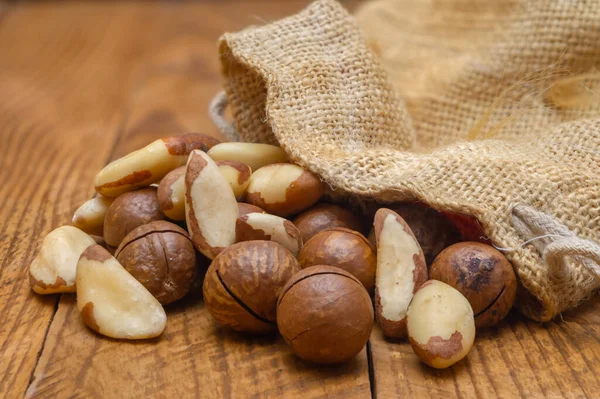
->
[0,1,599,398]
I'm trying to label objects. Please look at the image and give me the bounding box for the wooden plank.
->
[21,2,371,398]
[0,4,166,397]
[370,295,600,398]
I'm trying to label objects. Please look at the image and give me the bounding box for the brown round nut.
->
[407,280,475,369]
[277,266,374,364]
[238,203,266,216]
[246,163,325,217]
[391,203,460,266]
[157,166,186,221]
[202,241,300,333]
[103,187,165,247]
[429,242,517,328]
[292,203,364,243]
[115,221,197,305]
[297,228,376,293]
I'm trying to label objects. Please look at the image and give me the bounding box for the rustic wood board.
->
[0,1,598,398]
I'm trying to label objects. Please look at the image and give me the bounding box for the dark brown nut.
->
[373,208,428,339]
[185,150,238,259]
[115,221,197,305]
[202,241,300,333]
[297,228,376,293]
[216,160,252,201]
[429,242,517,328]
[157,166,186,221]
[238,203,266,216]
[277,266,374,364]
[407,280,475,368]
[95,133,221,197]
[103,187,165,247]
[77,245,167,339]
[391,203,460,265]
[292,203,364,243]
[236,213,302,256]
[246,163,325,217]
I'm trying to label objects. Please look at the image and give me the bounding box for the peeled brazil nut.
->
[115,221,197,305]
[95,132,220,197]
[103,187,165,247]
[246,163,325,217]
[236,213,302,256]
[277,266,374,364]
[72,195,114,236]
[202,241,300,333]
[373,208,428,339]
[76,245,167,339]
[430,242,517,328]
[216,160,252,201]
[157,166,186,220]
[207,142,287,171]
[407,280,475,369]
[29,226,96,294]
[185,150,238,259]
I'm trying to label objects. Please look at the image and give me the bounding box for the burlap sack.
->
[212,0,600,321]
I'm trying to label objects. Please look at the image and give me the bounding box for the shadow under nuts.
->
[103,187,165,247]
[115,220,197,305]
[292,203,364,243]
[277,265,374,364]
[429,242,517,328]
[202,241,300,333]
[297,227,376,294]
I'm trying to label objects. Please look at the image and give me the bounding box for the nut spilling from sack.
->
[30,132,518,368]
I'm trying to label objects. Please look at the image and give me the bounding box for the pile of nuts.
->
[29,132,517,367]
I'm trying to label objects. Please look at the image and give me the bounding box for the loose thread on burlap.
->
[209,91,240,142]
[511,204,600,282]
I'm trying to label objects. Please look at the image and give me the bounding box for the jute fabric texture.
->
[214,0,600,321]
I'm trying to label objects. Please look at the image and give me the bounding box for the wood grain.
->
[1,1,599,398]
[7,2,370,399]
[370,296,600,399]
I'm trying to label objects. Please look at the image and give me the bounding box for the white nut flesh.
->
[407,280,475,369]
[29,226,96,294]
[76,245,167,339]
[374,208,427,338]
[236,212,303,255]
[217,160,252,201]
[157,166,186,221]
[207,143,287,171]
[185,150,238,259]
[95,133,219,197]
[72,196,114,236]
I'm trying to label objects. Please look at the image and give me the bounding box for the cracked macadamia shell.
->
[103,187,165,247]
[292,203,364,243]
[115,220,197,305]
[429,242,517,328]
[297,228,376,294]
[407,280,475,369]
[277,265,374,364]
[202,241,300,333]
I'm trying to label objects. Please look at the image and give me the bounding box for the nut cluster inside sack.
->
[213,0,600,322]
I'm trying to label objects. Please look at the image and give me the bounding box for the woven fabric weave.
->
[217,0,600,321]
